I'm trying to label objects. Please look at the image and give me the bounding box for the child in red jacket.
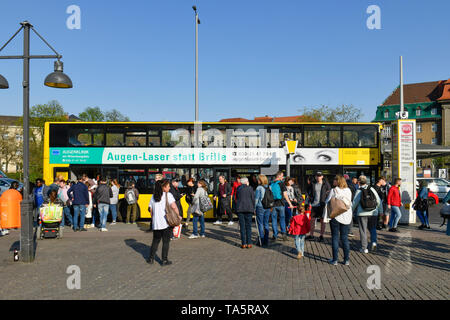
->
[288,206,311,259]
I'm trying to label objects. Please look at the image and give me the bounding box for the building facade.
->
[373,79,450,177]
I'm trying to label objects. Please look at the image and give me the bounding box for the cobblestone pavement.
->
[0,206,449,300]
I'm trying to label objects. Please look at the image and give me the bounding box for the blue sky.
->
[0,0,449,122]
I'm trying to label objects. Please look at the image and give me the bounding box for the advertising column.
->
[392,120,417,224]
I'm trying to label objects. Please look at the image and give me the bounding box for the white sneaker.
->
[101,228,108,232]
[0,230,9,236]
[189,234,199,239]
[111,222,116,225]
[228,221,234,226]
[360,248,369,254]
[213,220,222,225]
[200,235,206,238]
[90,224,95,228]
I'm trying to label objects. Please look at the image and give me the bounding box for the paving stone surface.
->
[0,205,449,300]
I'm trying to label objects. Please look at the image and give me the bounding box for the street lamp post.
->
[0,21,73,263]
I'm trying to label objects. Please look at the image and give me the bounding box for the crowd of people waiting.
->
[0,170,442,269]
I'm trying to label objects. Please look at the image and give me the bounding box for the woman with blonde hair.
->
[325,175,352,266]
[255,174,271,247]
[189,180,208,239]
[109,179,120,224]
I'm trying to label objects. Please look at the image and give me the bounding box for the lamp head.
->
[192,5,197,11]
[44,60,73,88]
[0,74,9,89]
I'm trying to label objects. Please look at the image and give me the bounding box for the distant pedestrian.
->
[231,176,242,214]
[288,206,311,259]
[270,171,295,242]
[67,176,90,232]
[255,174,271,247]
[93,177,113,232]
[387,178,403,232]
[184,178,197,229]
[86,182,95,228]
[58,179,73,228]
[188,180,209,239]
[372,177,388,230]
[170,179,183,221]
[325,175,352,266]
[47,177,60,197]
[109,179,120,224]
[415,180,430,230]
[352,175,383,253]
[284,177,296,230]
[32,178,49,226]
[213,175,233,225]
[125,181,139,224]
[306,172,331,242]
[147,180,180,266]
[235,177,255,248]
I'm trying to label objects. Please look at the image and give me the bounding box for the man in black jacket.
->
[213,175,233,225]
[372,176,388,230]
[306,172,331,242]
[235,177,255,248]
[93,178,113,232]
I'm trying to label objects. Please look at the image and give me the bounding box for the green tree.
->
[105,109,130,122]
[78,106,105,122]
[299,104,362,122]
[17,100,68,182]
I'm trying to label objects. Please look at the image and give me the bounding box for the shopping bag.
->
[173,224,182,238]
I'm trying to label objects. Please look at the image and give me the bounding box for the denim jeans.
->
[73,205,86,230]
[60,206,73,227]
[285,204,293,232]
[358,216,378,249]
[255,205,270,246]
[416,210,430,226]
[330,218,350,263]
[271,206,286,238]
[192,214,205,236]
[98,203,110,229]
[295,234,306,255]
[238,213,253,245]
[389,206,402,228]
[110,204,118,222]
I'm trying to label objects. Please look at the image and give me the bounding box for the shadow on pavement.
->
[124,238,153,262]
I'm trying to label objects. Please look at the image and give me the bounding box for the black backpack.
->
[261,187,275,209]
[360,187,377,211]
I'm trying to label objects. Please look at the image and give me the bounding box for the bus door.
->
[53,167,70,181]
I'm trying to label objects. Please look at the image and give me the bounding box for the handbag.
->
[329,197,349,219]
[199,195,213,213]
[165,193,182,227]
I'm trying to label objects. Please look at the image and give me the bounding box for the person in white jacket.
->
[325,175,353,266]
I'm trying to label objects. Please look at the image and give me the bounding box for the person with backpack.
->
[255,174,272,247]
[387,178,403,232]
[352,175,383,253]
[213,175,233,225]
[188,180,209,239]
[325,175,353,265]
[306,172,331,242]
[235,177,255,248]
[125,181,139,224]
[270,171,295,241]
[414,180,430,230]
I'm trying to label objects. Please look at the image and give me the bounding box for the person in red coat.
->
[288,206,311,259]
[387,178,403,232]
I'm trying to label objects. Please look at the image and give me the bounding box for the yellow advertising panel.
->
[339,148,379,165]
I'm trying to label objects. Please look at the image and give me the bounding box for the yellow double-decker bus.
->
[44,121,382,220]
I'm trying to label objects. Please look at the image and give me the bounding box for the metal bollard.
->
[20,199,35,263]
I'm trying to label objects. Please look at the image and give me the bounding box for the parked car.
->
[417,178,450,201]
[0,170,7,179]
[0,178,23,196]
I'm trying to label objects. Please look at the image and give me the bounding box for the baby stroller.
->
[38,204,63,239]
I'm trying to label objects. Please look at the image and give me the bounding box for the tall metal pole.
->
[400,56,404,115]
[22,22,30,198]
[195,10,199,122]
[20,21,35,263]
